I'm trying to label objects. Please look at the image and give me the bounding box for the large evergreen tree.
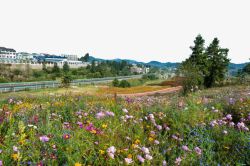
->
[179,35,230,93]
[183,34,209,77]
[205,38,230,87]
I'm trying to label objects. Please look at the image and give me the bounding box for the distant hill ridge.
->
[86,56,247,69]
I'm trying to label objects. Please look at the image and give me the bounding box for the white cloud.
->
[0,0,249,63]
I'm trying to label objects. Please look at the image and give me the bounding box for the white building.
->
[130,64,150,74]
[0,47,17,63]
[16,52,34,63]
[61,54,78,61]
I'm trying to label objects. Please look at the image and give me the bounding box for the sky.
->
[0,0,249,63]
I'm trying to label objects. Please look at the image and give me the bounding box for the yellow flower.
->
[12,153,19,161]
[134,139,140,144]
[148,137,154,142]
[102,124,107,129]
[131,144,138,149]
[127,154,132,159]
[75,163,82,166]
[99,150,105,155]
[90,130,97,134]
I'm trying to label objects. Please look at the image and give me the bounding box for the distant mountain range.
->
[87,56,180,68]
[86,56,248,71]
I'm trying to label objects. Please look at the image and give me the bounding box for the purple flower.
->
[182,145,191,152]
[194,147,202,155]
[105,111,115,117]
[141,147,150,154]
[229,98,235,105]
[77,122,83,128]
[175,157,182,165]
[156,125,162,130]
[13,146,18,152]
[96,112,106,119]
[137,155,145,163]
[39,135,50,142]
[154,140,160,145]
[226,114,232,121]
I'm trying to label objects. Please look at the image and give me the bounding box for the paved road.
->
[0,75,142,93]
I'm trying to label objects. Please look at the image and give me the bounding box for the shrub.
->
[119,80,131,88]
[0,77,8,83]
[61,75,72,88]
[142,74,158,80]
[112,78,120,87]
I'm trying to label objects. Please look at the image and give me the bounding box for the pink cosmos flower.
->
[13,146,18,152]
[154,140,160,145]
[107,146,116,159]
[77,122,83,128]
[39,135,50,142]
[0,160,2,166]
[156,125,162,130]
[175,157,182,165]
[105,111,115,117]
[182,145,191,152]
[63,134,71,140]
[96,112,106,119]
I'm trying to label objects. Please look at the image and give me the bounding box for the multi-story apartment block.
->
[0,47,17,63]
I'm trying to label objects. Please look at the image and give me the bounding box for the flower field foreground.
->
[0,86,249,165]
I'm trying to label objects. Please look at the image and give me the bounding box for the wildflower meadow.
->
[0,86,249,165]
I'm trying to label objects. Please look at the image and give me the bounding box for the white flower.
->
[124,158,133,165]
[141,147,150,154]
[107,146,116,154]
[122,108,128,113]
[145,154,153,160]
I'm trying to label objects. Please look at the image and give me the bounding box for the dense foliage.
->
[180,35,230,94]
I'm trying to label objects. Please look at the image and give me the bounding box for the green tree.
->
[63,62,70,73]
[79,53,90,62]
[52,63,60,73]
[183,34,209,77]
[204,38,230,87]
[242,62,250,74]
[42,62,48,73]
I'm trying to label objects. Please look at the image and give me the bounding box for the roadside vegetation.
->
[0,60,139,83]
